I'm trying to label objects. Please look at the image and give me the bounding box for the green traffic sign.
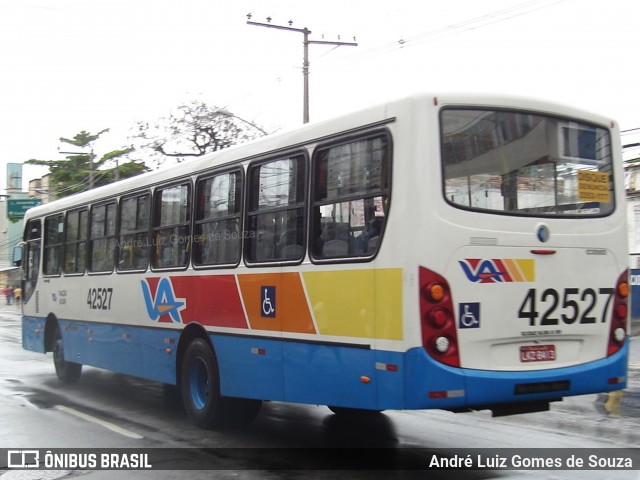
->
[7,198,42,219]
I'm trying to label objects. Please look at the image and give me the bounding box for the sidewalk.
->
[0,303,22,317]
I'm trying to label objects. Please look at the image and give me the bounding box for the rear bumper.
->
[404,340,628,410]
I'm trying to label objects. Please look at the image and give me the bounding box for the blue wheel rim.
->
[188,357,210,411]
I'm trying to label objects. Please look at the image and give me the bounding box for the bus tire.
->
[181,338,222,428]
[52,325,82,384]
[181,338,262,428]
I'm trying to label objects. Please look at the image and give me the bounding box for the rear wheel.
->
[181,338,261,428]
[52,325,82,384]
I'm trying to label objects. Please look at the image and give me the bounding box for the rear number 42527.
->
[518,288,614,326]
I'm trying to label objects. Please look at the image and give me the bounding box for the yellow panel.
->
[516,259,535,282]
[374,269,403,340]
[303,268,403,340]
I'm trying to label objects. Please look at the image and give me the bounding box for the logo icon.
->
[537,224,550,243]
[459,259,535,283]
[141,278,186,323]
[261,286,276,318]
[459,303,480,328]
[7,450,39,468]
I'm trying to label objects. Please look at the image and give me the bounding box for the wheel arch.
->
[176,323,215,386]
[44,313,60,353]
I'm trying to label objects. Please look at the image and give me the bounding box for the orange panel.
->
[237,273,316,334]
[281,273,316,334]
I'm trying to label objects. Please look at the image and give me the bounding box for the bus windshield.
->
[441,108,614,217]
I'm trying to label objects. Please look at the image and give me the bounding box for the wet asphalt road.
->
[1,306,639,479]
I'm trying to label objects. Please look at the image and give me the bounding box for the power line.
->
[312,0,568,69]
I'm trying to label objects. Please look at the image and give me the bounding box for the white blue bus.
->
[18,93,629,427]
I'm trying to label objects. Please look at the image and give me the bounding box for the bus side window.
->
[64,208,87,274]
[89,202,117,273]
[311,133,390,260]
[245,155,306,264]
[194,170,242,267]
[23,219,41,303]
[152,183,191,269]
[43,214,64,275]
[118,193,150,271]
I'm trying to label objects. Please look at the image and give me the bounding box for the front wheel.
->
[180,338,262,429]
[52,325,82,384]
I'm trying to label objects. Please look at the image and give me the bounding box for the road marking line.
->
[54,405,144,439]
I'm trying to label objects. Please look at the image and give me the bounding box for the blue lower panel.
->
[404,341,629,410]
[212,334,406,410]
[79,322,179,384]
[22,317,178,385]
[22,316,46,353]
[282,341,377,408]
[23,316,629,412]
[211,335,285,401]
[140,328,181,384]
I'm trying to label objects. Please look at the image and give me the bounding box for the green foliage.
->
[26,129,149,198]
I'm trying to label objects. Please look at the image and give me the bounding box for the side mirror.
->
[12,245,22,267]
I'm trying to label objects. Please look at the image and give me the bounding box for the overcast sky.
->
[2,0,639,188]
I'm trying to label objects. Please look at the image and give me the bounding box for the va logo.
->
[459,259,535,283]
[141,278,186,323]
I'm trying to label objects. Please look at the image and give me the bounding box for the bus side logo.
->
[459,259,535,283]
[141,278,186,323]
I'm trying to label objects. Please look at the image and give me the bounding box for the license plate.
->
[520,345,556,363]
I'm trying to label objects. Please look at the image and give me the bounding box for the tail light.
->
[607,270,629,357]
[419,267,459,367]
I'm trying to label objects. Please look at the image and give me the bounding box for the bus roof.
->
[23,91,615,220]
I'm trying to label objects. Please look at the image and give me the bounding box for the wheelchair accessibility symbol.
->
[261,286,276,318]
[459,302,480,328]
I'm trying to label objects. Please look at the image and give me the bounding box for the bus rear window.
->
[440,109,614,216]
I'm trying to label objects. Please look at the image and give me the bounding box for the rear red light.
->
[420,267,460,367]
[428,308,449,329]
[607,270,629,357]
[615,304,627,320]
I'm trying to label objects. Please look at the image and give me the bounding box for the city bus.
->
[18,93,629,428]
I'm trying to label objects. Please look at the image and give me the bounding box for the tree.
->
[131,100,269,166]
[26,129,148,198]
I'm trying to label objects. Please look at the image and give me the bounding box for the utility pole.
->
[59,148,95,189]
[247,15,357,124]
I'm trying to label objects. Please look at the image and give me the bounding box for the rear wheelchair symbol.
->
[459,303,480,328]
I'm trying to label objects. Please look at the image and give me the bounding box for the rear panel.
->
[408,98,628,410]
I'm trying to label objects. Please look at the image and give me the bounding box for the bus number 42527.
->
[518,288,614,326]
[87,288,114,310]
